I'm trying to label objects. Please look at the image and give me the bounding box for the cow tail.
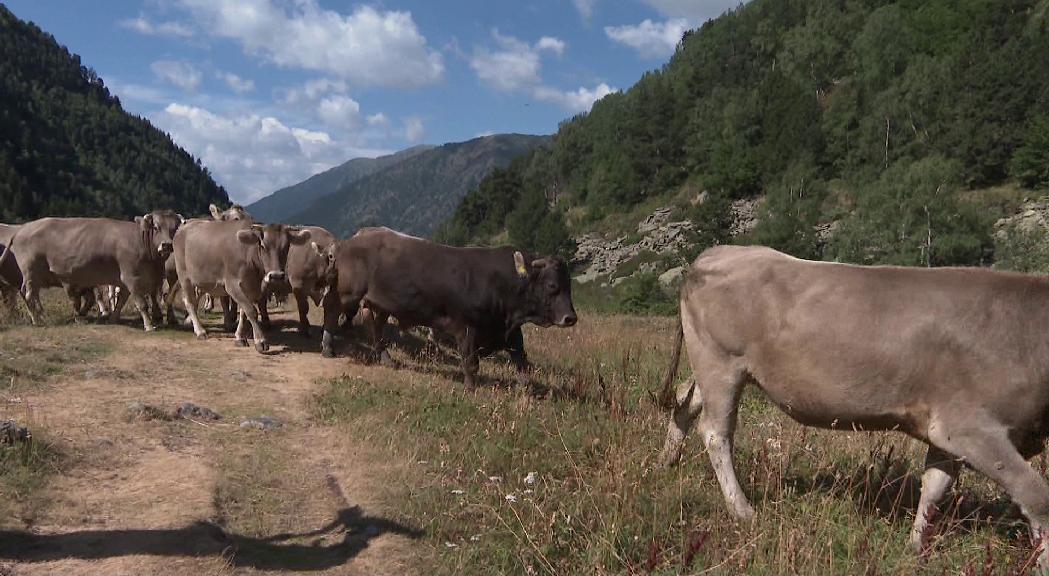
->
[0,231,16,290]
[656,321,684,410]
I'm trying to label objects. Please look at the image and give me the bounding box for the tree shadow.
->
[0,505,423,571]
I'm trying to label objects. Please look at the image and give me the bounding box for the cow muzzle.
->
[158,242,173,256]
[557,313,577,327]
[264,271,286,284]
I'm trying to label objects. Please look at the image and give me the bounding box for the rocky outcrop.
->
[995,196,1049,235]
[573,207,694,285]
[730,197,762,237]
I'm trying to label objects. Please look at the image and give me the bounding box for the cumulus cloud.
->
[119,16,194,38]
[367,113,389,127]
[156,103,389,203]
[605,18,690,59]
[536,36,566,56]
[572,0,597,21]
[317,94,362,130]
[279,78,348,105]
[534,83,616,113]
[469,30,610,113]
[175,0,443,88]
[150,60,203,93]
[469,31,544,92]
[404,117,425,143]
[216,71,255,94]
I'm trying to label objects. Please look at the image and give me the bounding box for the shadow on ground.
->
[0,505,423,571]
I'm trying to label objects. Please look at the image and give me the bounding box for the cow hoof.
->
[321,347,335,358]
[195,332,208,341]
[255,341,270,353]
[234,338,248,347]
[144,325,157,333]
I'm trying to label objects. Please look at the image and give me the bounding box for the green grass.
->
[308,315,1040,575]
[0,426,62,528]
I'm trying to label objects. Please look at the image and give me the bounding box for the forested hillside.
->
[0,4,229,222]
[439,0,1049,270]
[246,145,434,223]
[289,134,548,238]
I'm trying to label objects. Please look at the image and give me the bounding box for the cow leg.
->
[659,378,703,468]
[506,326,532,382]
[458,326,480,389]
[65,284,86,323]
[21,279,43,325]
[149,290,163,327]
[234,310,250,347]
[293,286,311,337]
[220,296,237,332]
[110,286,130,323]
[235,297,269,354]
[372,311,395,366]
[322,292,358,358]
[928,420,1049,571]
[258,289,272,331]
[909,445,961,554]
[164,282,181,326]
[180,282,208,340]
[129,290,156,332]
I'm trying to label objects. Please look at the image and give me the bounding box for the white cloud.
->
[317,94,362,130]
[572,0,597,21]
[150,60,203,93]
[605,18,690,59]
[533,83,616,113]
[175,0,443,88]
[404,117,425,143]
[217,71,255,94]
[119,16,194,38]
[536,36,566,56]
[644,0,741,23]
[367,113,389,127]
[469,31,543,92]
[157,103,389,203]
[280,78,348,105]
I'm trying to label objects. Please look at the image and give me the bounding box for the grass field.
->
[0,291,1043,574]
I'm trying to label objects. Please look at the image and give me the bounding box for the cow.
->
[658,245,1049,570]
[173,219,310,353]
[318,227,577,388]
[161,203,251,327]
[5,213,181,330]
[259,225,336,337]
[0,224,25,315]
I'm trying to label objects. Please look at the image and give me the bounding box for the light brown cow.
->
[259,225,336,337]
[161,203,252,327]
[5,213,180,330]
[660,245,1049,568]
[173,219,310,352]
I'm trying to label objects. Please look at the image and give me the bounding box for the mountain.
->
[288,134,549,238]
[441,0,1049,272]
[0,4,229,222]
[246,145,434,223]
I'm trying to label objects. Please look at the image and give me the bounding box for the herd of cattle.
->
[5,205,1049,570]
[0,204,576,387]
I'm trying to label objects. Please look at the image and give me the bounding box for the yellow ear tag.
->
[513,251,528,278]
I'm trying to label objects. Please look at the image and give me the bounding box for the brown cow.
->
[259,225,336,337]
[6,213,180,330]
[659,245,1049,568]
[0,224,25,314]
[161,203,251,327]
[319,227,576,388]
[173,220,310,352]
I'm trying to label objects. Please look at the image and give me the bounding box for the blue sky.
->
[6,0,739,204]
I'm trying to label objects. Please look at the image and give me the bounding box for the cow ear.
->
[177,213,186,226]
[209,204,223,220]
[237,229,260,245]
[513,251,529,278]
[138,214,155,231]
[290,228,311,245]
[311,241,323,257]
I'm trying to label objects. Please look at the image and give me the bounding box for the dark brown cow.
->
[319,227,576,388]
[0,224,24,314]
[660,245,1049,569]
[259,226,336,337]
[173,220,310,352]
[6,214,180,330]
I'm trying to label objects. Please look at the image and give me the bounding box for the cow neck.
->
[246,239,266,276]
[141,228,159,261]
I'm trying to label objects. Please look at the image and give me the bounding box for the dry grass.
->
[310,315,1041,575]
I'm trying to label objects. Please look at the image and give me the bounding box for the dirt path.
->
[0,309,431,575]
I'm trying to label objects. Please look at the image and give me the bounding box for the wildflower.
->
[505,493,517,503]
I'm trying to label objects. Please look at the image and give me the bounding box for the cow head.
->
[237,224,311,286]
[136,212,178,258]
[210,203,252,222]
[515,251,577,328]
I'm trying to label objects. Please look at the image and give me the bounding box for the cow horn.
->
[209,204,222,220]
[531,258,549,269]
[251,223,265,232]
[177,213,186,225]
[513,251,528,278]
